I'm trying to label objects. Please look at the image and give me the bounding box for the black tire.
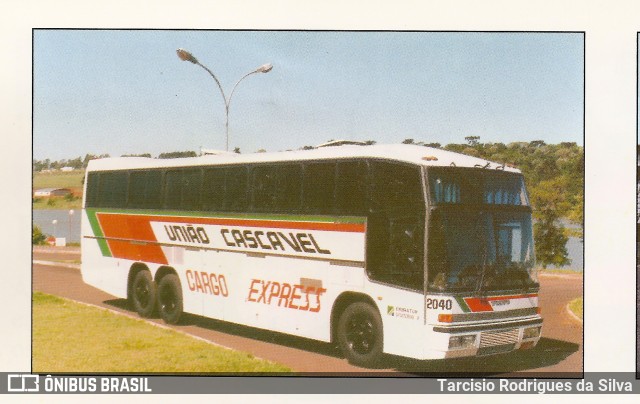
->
[131,270,156,318]
[157,274,183,325]
[337,302,384,368]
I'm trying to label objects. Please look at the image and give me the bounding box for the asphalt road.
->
[33,247,582,375]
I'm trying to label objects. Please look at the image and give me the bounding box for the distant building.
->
[34,188,72,197]
[60,167,74,172]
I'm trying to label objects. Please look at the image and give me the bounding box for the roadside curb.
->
[565,302,583,324]
[33,260,80,270]
[33,246,81,254]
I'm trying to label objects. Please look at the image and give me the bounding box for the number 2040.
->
[426,298,452,310]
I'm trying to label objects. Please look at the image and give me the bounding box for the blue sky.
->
[33,30,583,161]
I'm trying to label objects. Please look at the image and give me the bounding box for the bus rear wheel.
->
[132,270,156,318]
[157,274,183,325]
[337,302,383,368]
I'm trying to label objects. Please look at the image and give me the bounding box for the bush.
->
[33,225,47,245]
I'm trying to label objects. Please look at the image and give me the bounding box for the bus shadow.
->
[104,298,580,376]
[104,298,342,359]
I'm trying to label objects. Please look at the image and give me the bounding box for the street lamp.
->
[176,48,273,151]
[68,209,74,243]
[52,219,57,238]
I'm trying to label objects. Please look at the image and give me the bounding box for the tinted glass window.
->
[276,164,302,212]
[303,162,336,214]
[98,171,128,208]
[336,161,367,215]
[428,168,529,206]
[128,170,163,209]
[202,167,226,211]
[252,165,278,212]
[225,166,248,211]
[182,169,201,210]
[85,172,99,208]
[164,169,201,210]
[370,161,423,213]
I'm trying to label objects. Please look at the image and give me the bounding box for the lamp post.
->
[52,220,57,238]
[176,48,273,151]
[68,209,75,243]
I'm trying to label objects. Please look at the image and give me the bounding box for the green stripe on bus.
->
[85,209,112,257]
[455,296,471,313]
[84,208,367,224]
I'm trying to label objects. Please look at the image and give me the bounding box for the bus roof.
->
[86,144,521,173]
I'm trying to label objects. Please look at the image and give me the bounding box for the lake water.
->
[33,209,82,243]
[32,209,584,271]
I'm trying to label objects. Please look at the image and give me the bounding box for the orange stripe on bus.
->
[98,213,366,233]
[97,213,168,264]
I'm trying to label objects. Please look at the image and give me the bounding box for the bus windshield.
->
[426,168,536,293]
[428,209,537,293]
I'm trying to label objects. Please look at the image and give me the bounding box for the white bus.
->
[81,144,542,367]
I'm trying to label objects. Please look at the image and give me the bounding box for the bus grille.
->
[479,329,519,348]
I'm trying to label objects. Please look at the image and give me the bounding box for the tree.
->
[121,153,152,158]
[465,136,480,146]
[33,225,47,245]
[158,151,197,159]
[528,178,571,269]
[402,138,415,144]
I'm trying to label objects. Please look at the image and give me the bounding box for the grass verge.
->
[33,171,85,189]
[33,292,291,373]
[568,297,583,320]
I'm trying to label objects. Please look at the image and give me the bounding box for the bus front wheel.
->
[337,302,383,368]
[132,270,156,318]
[157,274,183,325]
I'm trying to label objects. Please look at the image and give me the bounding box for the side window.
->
[164,169,202,210]
[225,166,248,212]
[302,162,336,214]
[181,169,201,210]
[335,161,367,215]
[202,167,226,211]
[98,171,128,208]
[128,170,163,209]
[276,164,302,212]
[145,170,163,209]
[370,161,423,213]
[252,165,278,212]
[85,172,99,208]
[164,170,183,209]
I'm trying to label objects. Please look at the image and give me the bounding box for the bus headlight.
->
[523,326,541,339]
[448,334,476,349]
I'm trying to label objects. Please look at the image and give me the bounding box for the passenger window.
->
[225,166,248,212]
[370,161,423,213]
[164,169,201,210]
[85,172,99,208]
[252,165,278,212]
[336,161,367,215]
[303,162,336,214]
[202,168,226,211]
[98,171,128,208]
[128,170,163,209]
[276,164,302,212]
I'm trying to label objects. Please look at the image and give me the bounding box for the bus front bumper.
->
[430,317,543,359]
